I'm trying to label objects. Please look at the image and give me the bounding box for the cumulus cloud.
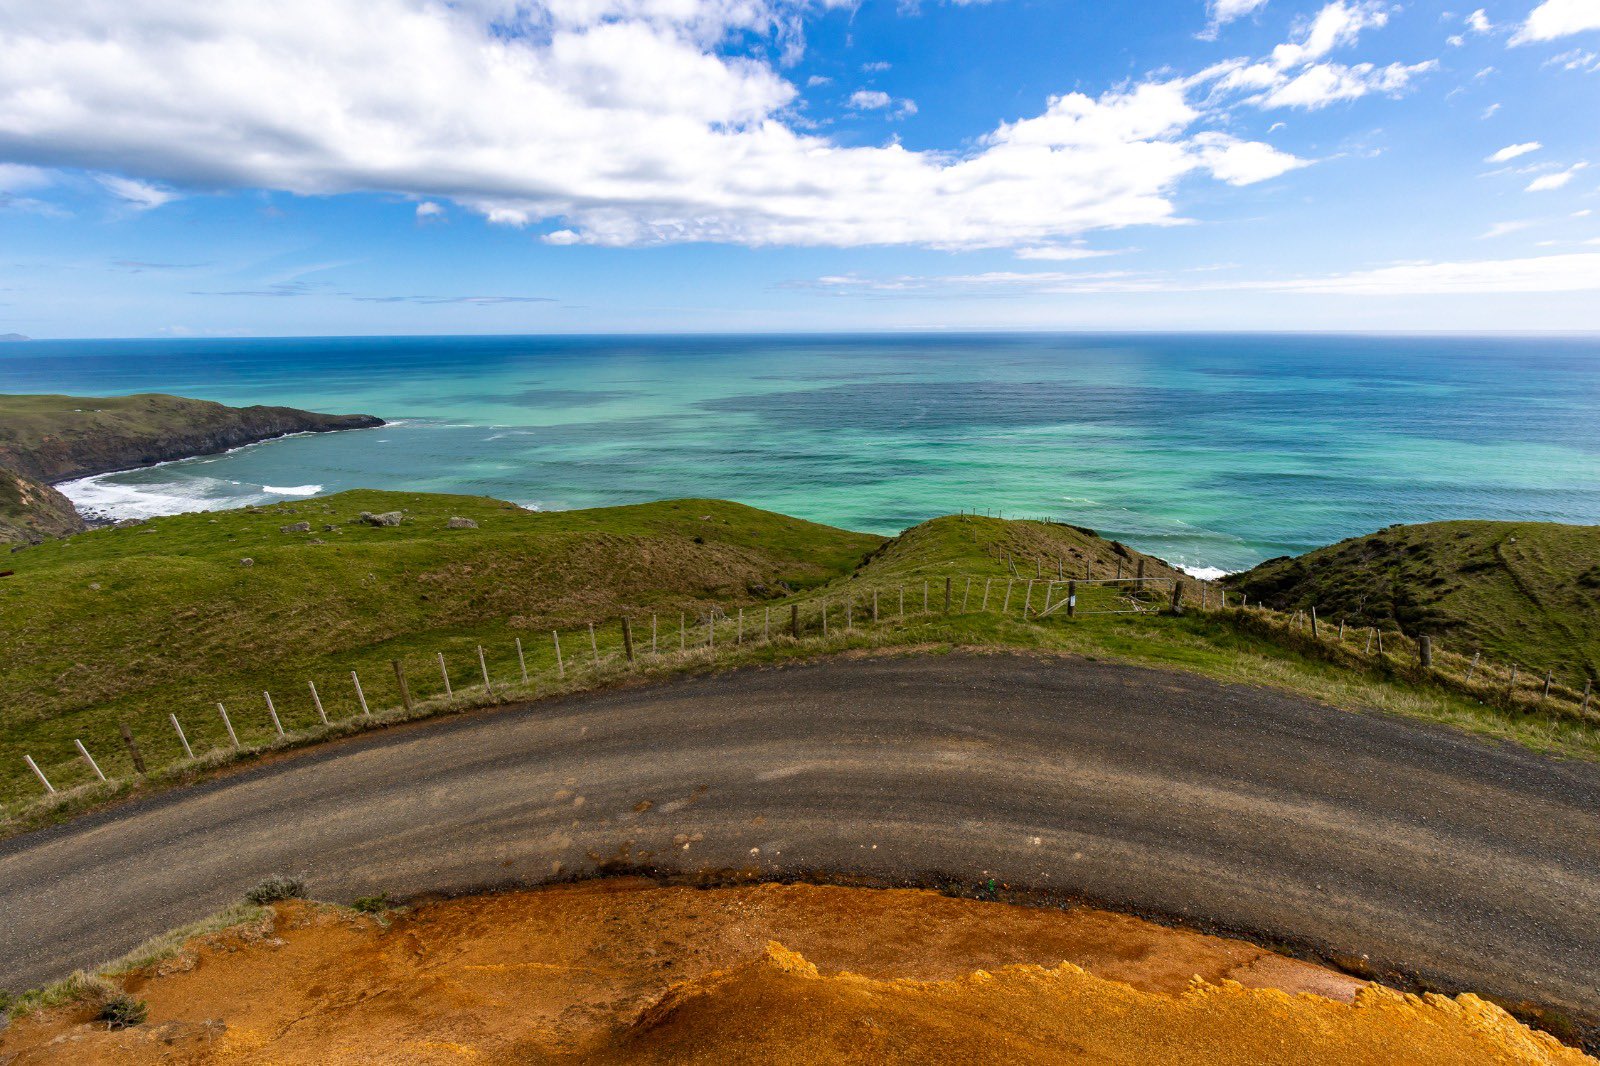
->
[1466,9,1494,33]
[416,201,445,220]
[1514,0,1600,43]
[1198,1,1436,109]
[0,0,1308,249]
[1487,142,1541,162]
[847,89,893,109]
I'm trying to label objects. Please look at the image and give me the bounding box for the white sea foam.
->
[263,484,322,496]
[1178,565,1233,581]
[59,473,243,521]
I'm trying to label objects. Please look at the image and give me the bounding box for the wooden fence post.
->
[24,755,54,794]
[873,588,880,623]
[923,580,929,613]
[899,586,905,619]
[822,601,829,638]
[392,660,413,713]
[517,637,529,684]
[1418,635,1432,670]
[478,645,493,696]
[265,691,286,736]
[168,714,193,759]
[680,613,686,651]
[651,615,658,655]
[790,602,800,638]
[438,652,454,699]
[845,599,852,631]
[553,631,565,677]
[1170,580,1185,613]
[739,607,746,643]
[588,622,600,664]
[962,577,971,610]
[622,617,635,662]
[1002,579,1014,614]
[352,672,371,717]
[1067,579,1077,618]
[945,577,952,614]
[764,607,771,643]
[219,702,241,746]
[1310,606,1319,639]
[119,722,147,774]
[1583,679,1592,713]
[1023,578,1034,618]
[1542,670,1552,703]
[309,680,328,724]
[75,739,107,781]
[981,578,992,611]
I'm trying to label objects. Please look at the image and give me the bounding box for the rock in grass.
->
[280,521,311,533]
[446,517,478,529]
[358,511,403,527]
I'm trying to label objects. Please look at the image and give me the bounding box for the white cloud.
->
[96,175,178,210]
[861,60,891,72]
[1198,2,1435,110]
[1198,0,1271,41]
[416,200,444,219]
[1482,102,1502,117]
[805,252,1600,297]
[1514,0,1600,43]
[0,162,51,192]
[1466,9,1493,33]
[1487,141,1541,162]
[1525,163,1588,190]
[847,89,893,109]
[806,74,831,86]
[1479,219,1535,238]
[0,0,1306,249]
[1014,244,1120,260]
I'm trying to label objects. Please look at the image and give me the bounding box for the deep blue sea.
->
[3,333,1598,575]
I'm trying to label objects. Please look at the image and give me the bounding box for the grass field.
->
[4,494,1598,826]
[1226,520,1600,680]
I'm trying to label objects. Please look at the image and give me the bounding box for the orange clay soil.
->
[2,878,1590,1065]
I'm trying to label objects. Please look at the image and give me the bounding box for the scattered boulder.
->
[280,521,311,533]
[446,517,478,529]
[358,511,403,527]
[240,558,254,567]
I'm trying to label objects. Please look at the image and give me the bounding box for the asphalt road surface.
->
[3,653,1598,1034]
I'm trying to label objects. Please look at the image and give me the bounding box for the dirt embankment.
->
[2,880,1589,1064]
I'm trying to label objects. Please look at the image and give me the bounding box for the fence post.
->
[352,671,371,717]
[651,615,658,656]
[553,631,565,677]
[1170,580,1185,614]
[1419,635,1432,670]
[219,702,241,746]
[822,601,829,638]
[217,704,238,745]
[265,691,286,736]
[589,622,600,664]
[1310,606,1319,639]
[944,577,952,614]
[962,577,971,610]
[622,616,635,662]
[1375,630,1384,657]
[708,613,715,647]
[1542,670,1552,703]
[1364,629,1374,655]
[168,714,194,759]
[1067,579,1077,618]
[309,680,328,724]
[1002,579,1014,614]
[1137,559,1146,585]
[981,578,992,611]
[923,580,929,613]
[438,652,454,700]
[764,606,771,643]
[392,660,414,713]
[24,755,54,794]
[790,602,800,638]
[899,586,906,619]
[1467,651,1480,681]
[873,588,880,623]
[119,721,147,774]
[680,613,686,651]
[1023,578,1034,618]
[1583,679,1592,713]
[517,637,529,684]
[845,599,852,631]
[477,645,493,696]
[75,739,107,781]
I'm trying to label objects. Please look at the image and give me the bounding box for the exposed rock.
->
[359,511,403,527]
[0,468,86,544]
[240,558,254,567]
[280,522,311,533]
[446,517,479,529]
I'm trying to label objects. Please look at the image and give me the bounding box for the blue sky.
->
[1,0,1598,337]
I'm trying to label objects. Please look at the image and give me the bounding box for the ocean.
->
[3,333,1597,575]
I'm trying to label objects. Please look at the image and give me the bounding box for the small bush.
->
[244,874,306,905]
[351,893,390,914]
[99,994,147,1030]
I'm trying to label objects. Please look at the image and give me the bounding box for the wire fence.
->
[9,571,1596,814]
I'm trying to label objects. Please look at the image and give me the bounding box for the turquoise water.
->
[4,333,1598,574]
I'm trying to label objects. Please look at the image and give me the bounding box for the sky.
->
[1,0,1598,337]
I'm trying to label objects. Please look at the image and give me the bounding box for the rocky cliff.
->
[0,393,382,544]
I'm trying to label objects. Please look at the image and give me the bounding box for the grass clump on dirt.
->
[245,875,307,905]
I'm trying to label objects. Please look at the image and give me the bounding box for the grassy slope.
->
[5,497,1596,816]
[1224,520,1600,680]
[0,491,880,797]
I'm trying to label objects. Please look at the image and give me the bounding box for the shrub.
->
[244,874,306,905]
[99,994,148,1030]
[351,893,390,914]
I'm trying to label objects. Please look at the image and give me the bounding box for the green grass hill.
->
[1225,520,1600,680]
